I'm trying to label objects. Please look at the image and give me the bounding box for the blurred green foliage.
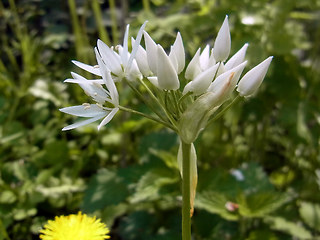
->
[0,0,320,239]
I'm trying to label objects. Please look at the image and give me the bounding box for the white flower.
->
[169,32,185,74]
[143,30,158,75]
[185,48,202,80]
[156,44,180,90]
[183,63,219,96]
[143,30,184,89]
[208,61,247,95]
[213,15,231,62]
[60,49,120,131]
[70,22,147,82]
[131,37,153,77]
[224,43,248,71]
[237,56,273,97]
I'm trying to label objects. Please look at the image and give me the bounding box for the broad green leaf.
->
[0,191,16,204]
[299,201,320,231]
[101,203,128,227]
[246,229,279,240]
[118,211,156,240]
[149,149,179,170]
[238,192,289,218]
[13,207,37,221]
[264,216,312,239]
[82,168,130,212]
[195,191,239,221]
[130,168,179,203]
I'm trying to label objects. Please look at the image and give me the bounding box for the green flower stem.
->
[118,105,177,131]
[125,79,168,123]
[208,95,241,125]
[181,140,192,240]
[139,78,178,127]
[170,90,180,117]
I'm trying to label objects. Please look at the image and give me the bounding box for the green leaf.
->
[118,211,157,240]
[246,229,279,240]
[238,192,289,218]
[299,201,320,231]
[101,203,128,227]
[130,168,179,203]
[149,149,179,170]
[239,162,274,193]
[82,168,131,212]
[264,216,312,239]
[0,191,17,204]
[195,191,239,221]
[13,207,37,221]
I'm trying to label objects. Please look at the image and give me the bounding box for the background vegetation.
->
[1,0,320,239]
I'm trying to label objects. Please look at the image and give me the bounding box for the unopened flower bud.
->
[179,82,231,144]
[183,63,219,96]
[156,45,180,90]
[213,15,231,62]
[144,31,158,74]
[169,32,185,74]
[237,56,273,97]
[185,48,202,80]
[224,43,248,71]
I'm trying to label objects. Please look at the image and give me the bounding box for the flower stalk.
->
[59,16,273,240]
[181,140,192,240]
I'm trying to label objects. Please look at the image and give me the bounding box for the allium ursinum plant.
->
[60,16,272,240]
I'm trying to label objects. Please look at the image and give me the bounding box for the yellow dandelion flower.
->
[39,212,110,240]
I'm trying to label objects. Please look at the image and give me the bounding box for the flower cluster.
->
[60,15,273,218]
[60,16,272,134]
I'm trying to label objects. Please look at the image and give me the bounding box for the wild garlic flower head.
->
[60,16,272,133]
[39,212,110,240]
[60,22,147,131]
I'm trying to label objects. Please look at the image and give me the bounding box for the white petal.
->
[183,63,219,96]
[132,37,152,76]
[207,61,247,105]
[215,62,225,77]
[70,72,96,97]
[144,31,158,74]
[199,45,210,71]
[208,48,216,68]
[147,76,160,88]
[62,113,106,131]
[72,60,102,76]
[170,32,185,74]
[208,61,246,93]
[127,59,143,81]
[185,48,202,80]
[97,40,123,76]
[95,49,119,105]
[156,45,180,90]
[121,24,130,66]
[213,15,231,62]
[225,43,249,71]
[59,104,106,117]
[64,79,105,85]
[237,56,273,97]
[127,21,148,71]
[97,107,119,130]
[169,45,179,73]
